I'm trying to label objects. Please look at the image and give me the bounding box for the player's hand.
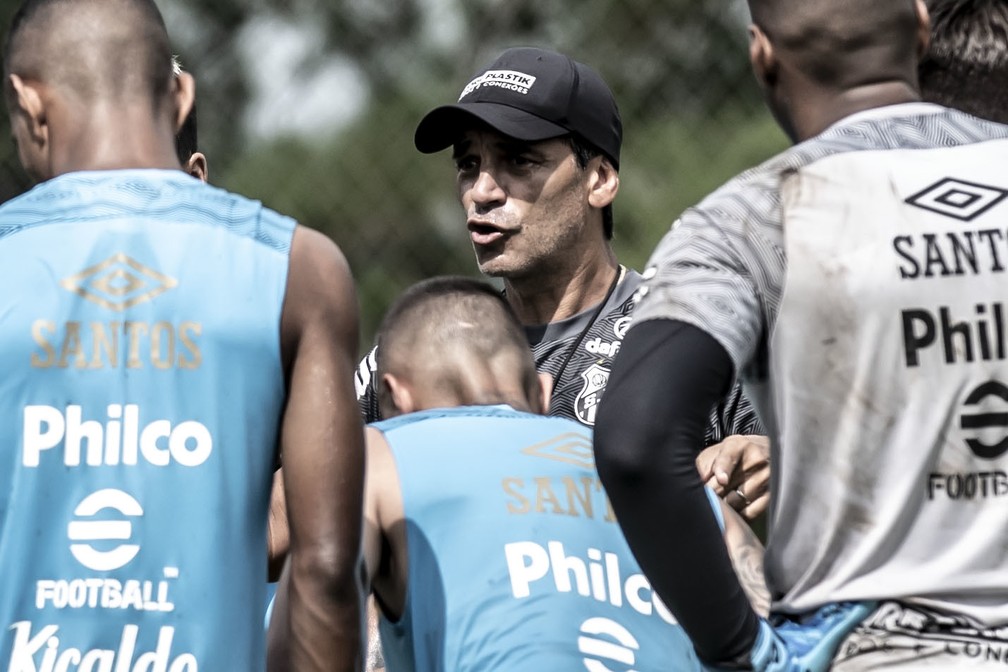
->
[695,434,770,520]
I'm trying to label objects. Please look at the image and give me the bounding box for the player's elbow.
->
[593,394,656,494]
[289,542,363,605]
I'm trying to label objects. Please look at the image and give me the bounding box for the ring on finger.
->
[734,487,752,507]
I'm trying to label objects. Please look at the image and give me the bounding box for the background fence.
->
[0,0,789,346]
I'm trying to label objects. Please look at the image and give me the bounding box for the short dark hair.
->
[175,100,198,163]
[920,0,1008,123]
[375,276,535,413]
[378,276,517,350]
[3,0,47,66]
[5,0,173,104]
[567,135,615,240]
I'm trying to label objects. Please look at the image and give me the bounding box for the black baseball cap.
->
[414,47,623,169]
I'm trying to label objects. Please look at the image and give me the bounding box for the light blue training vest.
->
[376,405,708,672]
[0,170,293,671]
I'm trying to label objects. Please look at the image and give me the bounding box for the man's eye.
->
[509,155,533,167]
[455,157,477,172]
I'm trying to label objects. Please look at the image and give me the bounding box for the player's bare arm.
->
[720,501,770,617]
[267,469,289,582]
[362,426,408,621]
[276,225,367,672]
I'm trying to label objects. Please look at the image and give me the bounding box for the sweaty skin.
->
[276,226,366,672]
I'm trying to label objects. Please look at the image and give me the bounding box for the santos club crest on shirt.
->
[575,363,609,426]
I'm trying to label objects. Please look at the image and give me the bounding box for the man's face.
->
[453,129,594,280]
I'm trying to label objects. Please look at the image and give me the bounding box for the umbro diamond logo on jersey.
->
[60,253,178,311]
[905,178,1008,222]
[521,433,594,470]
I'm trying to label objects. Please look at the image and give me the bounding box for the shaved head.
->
[4,0,173,106]
[748,0,922,90]
[377,277,542,415]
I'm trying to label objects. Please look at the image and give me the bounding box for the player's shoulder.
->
[280,226,357,362]
[681,145,806,234]
[680,106,997,231]
[289,225,351,281]
[191,180,298,253]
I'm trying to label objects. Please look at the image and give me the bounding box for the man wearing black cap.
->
[356,47,768,518]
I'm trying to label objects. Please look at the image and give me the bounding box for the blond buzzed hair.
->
[376,277,540,411]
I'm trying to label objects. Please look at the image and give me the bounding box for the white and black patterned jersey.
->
[633,103,1008,625]
[356,268,761,444]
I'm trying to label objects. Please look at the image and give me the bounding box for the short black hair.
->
[567,135,615,240]
[175,100,198,163]
[920,0,1008,123]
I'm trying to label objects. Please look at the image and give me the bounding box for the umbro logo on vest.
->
[905,178,1008,222]
[521,433,594,470]
[60,253,178,311]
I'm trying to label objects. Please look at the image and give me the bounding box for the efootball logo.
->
[60,253,178,311]
[68,489,144,572]
[905,178,1008,222]
[960,381,1008,460]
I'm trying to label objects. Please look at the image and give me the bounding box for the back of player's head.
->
[4,0,174,107]
[747,0,923,91]
[376,276,541,414]
[920,0,1008,123]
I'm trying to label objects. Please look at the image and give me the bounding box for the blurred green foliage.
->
[0,0,789,350]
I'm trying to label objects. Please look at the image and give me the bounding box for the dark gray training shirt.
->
[356,268,762,445]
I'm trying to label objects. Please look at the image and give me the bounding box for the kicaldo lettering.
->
[6,622,197,672]
[504,540,677,625]
[22,405,212,468]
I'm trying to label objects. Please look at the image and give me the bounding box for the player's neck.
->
[791,81,921,141]
[504,251,620,326]
[49,105,182,176]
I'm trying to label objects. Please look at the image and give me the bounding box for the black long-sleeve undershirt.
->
[593,318,760,664]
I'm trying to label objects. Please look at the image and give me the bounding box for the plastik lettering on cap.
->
[459,70,538,100]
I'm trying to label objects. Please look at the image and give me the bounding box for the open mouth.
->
[468,222,506,245]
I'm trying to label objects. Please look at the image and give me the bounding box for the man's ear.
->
[914,0,931,60]
[587,156,619,210]
[184,152,208,183]
[8,74,48,149]
[381,373,415,416]
[748,24,778,90]
[172,71,196,134]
